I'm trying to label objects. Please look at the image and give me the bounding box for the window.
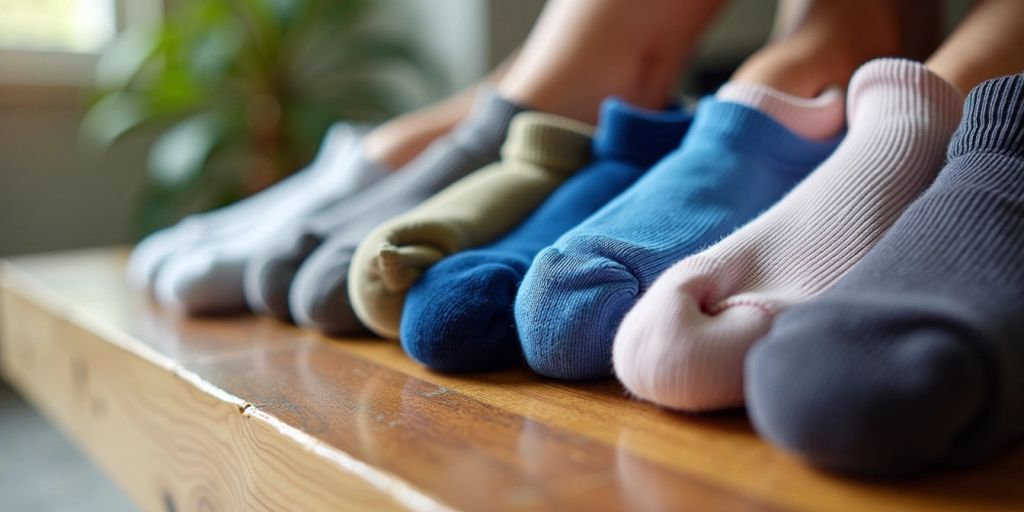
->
[0,0,117,53]
[0,0,161,86]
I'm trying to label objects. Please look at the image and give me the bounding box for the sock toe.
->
[402,256,524,372]
[127,222,203,291]
[377,243,445,292]
[244,232,322,320]
[289,248,368,336]
[127,235,174,291]
[154,251,247,314]
[516,245,640,380]
[746,300,989,477]
[614,261,773,411]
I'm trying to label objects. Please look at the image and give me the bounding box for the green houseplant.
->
[82,0,438,234]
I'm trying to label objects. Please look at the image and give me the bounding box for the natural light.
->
[0,0,116,53]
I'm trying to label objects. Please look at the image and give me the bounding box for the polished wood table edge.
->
[2,248,1022,512]
[0,259,453,512]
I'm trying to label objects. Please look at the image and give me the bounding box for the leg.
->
[926,0,1024,93]
[371,0,730,164]
[732,0,904,96]
[498,0,727,123]
[361,86,476,170]
[363,51,519,170]
[770,0,944,62]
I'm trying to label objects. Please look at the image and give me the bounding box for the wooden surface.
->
[1,248,1022,512]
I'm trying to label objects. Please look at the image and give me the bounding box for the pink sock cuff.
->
[846,59,964,133]
[716,82,845,141]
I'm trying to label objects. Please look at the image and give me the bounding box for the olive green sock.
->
[349,111,594,338]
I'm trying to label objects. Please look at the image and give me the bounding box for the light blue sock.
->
[400,98,692,371]
[515,97,842,380]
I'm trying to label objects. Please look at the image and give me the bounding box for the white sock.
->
[143,123,386,313]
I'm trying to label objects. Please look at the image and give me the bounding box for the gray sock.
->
[746,74,1024,477]
[244,87,526,329]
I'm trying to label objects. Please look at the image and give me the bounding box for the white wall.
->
[392,0,489,90]
[391,0,544,91]
[0,85,150,256]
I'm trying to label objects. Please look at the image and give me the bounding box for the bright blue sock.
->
[400,98,692,371]
[515,97,843,380]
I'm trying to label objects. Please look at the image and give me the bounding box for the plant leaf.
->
[147,112,225,186]
[79,92,149,148]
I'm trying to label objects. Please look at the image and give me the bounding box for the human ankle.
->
[733,1,902,97]
[362,85,480,170]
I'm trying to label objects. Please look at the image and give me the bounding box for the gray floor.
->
[0,382,137,512]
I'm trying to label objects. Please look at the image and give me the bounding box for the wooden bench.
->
[1,247,1021,511]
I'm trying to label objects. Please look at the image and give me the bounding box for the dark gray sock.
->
[746,74,1024,477]
[243,87,526,328]
[288,227,367,333]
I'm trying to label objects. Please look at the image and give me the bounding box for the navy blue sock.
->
[400,98,691,371]
[747,74,1024,477]
[515,97,842,380]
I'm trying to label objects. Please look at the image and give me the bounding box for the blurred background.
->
[0,0,852,259]
[0,0,977,259]
[0,0,973,510]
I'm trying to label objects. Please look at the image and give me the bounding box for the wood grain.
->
[0,260,439,512]
[1,247,1022,511]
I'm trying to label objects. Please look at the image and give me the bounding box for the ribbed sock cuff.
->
[846,59,963,133]
[449,86,528,151]
[717,82,845,140]
[501,112,594,172]
[593,97,692,166]
[345,152,390,189]
[685,98,841,170]
[948,74,1024,160]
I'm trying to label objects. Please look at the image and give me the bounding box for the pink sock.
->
[717,81,845,140]
[612,59,964,412]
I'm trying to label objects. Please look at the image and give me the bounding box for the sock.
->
[247,88,526,332]
[746,73,1024,477]
[349,112,595,339]
[150,126,388,314]
[515,87,843,381]
[400,98,692,372]
[716,82,845,140]
[126,122,376,292]
[612,59,964,411]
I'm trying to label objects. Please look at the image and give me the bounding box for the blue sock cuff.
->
[594,97,693,167]
[949,74,1024,160]
[686,97,842,172]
